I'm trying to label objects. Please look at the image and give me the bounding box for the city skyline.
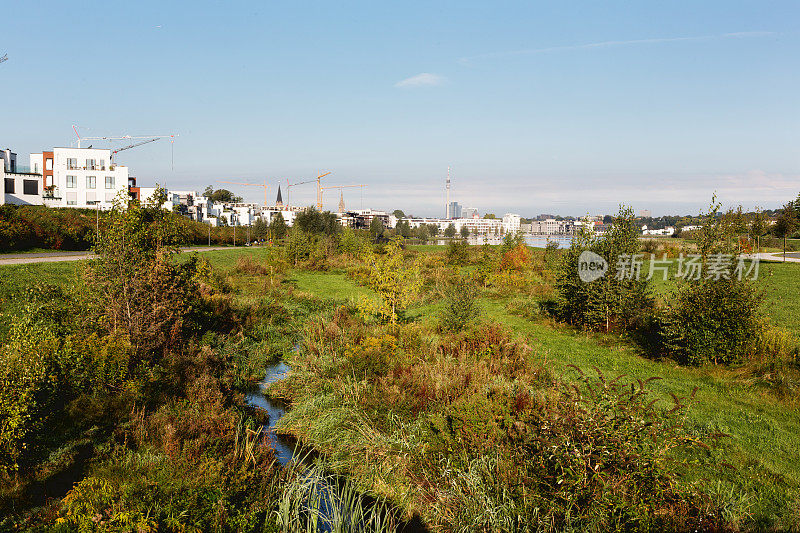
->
[2,1,798,216]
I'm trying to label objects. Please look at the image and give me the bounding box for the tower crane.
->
[319,184,366,211]
[0,54,8,64]
[284,171,331,209]
[217,179,269,207]
[110,138,159,161]
[72,125,178,149]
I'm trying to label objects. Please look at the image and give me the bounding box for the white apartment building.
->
[402,213,521,236]
[2,148,44,206]
[30,147,130,209]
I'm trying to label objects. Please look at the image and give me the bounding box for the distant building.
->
[2,148,44,206]
[640,209,652,218]
[30,147,130,209]
[448,201,462,219]
[462,206,478,219]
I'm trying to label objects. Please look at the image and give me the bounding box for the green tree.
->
[460,225,470,238]
[660,197,764,365]
[415,224,429,241]
[85,189,199,356]
[444,223,456,238]
[358,238,420,325]
[203,186,242,204]
[483,213,497,219]
[369,216,384,241]
[252,217,269,240]
[748,208,767,252]
[295,207,339,236]
[774,202,798,261]
[554,206,651,332]
[270,212,288,240]
[392,209,406,219]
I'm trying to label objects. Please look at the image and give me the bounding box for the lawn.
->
[291,263,800,522]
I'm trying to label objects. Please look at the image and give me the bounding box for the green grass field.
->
[2,246,799,525]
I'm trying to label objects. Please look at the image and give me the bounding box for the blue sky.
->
[2,1,798,217]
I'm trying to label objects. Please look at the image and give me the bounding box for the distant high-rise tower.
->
[446,166,451,218]
[275,185,283,207]
[338,190,346,213]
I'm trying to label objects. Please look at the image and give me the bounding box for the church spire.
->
[275,185,283,207]
[338,190,346,213]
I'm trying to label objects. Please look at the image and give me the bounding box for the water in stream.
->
[244,360,296,465]
[245,360,426,531]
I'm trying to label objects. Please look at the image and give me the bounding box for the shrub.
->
[445,240,469,265]
[660,276,763,365]
[438,280,481,332]
[553,206,653,331]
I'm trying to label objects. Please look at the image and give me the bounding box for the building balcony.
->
[43,186,62,200]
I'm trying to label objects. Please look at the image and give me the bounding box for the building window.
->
[87,176,96,189]
[23,180,38,195]
[86,192,96,203]
[105,176,114,189]
[66,192,77,205]
[66,175,76,188]
[105,192,115,203]
[100,159,106,170]
[86,159,96,170]
[67,158,77,170]
[4,178,14,194]
[34,163,40,173]
[45,158,53,171]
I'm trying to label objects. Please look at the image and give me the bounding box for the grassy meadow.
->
[2,238,799,531]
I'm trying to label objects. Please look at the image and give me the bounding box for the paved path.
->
[0,246,248,266]
[743,252,800,264]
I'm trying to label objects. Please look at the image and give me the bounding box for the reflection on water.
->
[244,360,295,465]
[434,234,573,248]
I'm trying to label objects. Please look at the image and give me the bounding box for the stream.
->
[244,360,296,466]
[244,359,426,532]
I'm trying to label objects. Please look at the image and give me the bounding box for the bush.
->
[445,240,469,265]
[553,207,653,331]
[438,280,481,332]
[660,276,763,365]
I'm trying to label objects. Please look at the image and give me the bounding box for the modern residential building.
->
[30,147,130,209]
[2,148,44,206]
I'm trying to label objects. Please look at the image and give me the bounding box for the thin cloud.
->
[459,31,776,65]
[394,73,447,88]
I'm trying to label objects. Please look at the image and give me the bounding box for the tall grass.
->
[277,459,400,533]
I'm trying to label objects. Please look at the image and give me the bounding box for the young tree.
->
[774,202,798,262]
[252,217,269,240]
[748,208,767,253]
[359,237,420,325]
[369,216,384,241]
[270,212,288,240]
[392,209,406,219]
[444,223,456,238]
[460,225,470,238]
[554,205,651,332]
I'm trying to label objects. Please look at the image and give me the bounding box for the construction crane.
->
[284,171,331,209]
[110,138,159,161]
[218,179,269,207]
[319,184,366,211]
[0,54,8,64]
[72,125,178,149]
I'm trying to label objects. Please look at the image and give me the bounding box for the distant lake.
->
[434,235,573,248]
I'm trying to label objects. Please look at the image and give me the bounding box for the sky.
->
[1,1,798,217]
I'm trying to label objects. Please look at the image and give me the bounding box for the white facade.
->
[31,148,129,209]
[1,166,44,206]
